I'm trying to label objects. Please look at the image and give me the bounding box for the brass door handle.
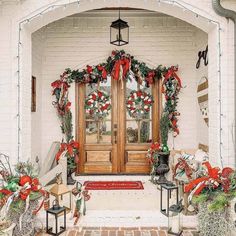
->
[114,130,117,144]
[113,124,118,144]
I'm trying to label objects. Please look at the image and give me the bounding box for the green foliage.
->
[60,110,73,143]
[192,193,208,204]
[193,189,235,213]
[67,157,76,171]
[160,112,170,145]
[208,193,229,212]
[9,199,25,213]
[29,191,42,201]
[15,161,38,178]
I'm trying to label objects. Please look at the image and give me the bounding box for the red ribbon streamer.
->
[184,162,220,195]
[112,58,130,81]
[163,66,182,88]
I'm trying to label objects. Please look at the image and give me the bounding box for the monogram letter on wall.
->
[196,45,208,69]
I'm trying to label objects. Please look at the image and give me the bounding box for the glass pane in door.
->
[85,80,112,144]
[126,79,152,144]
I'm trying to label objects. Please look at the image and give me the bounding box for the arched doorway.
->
[17,0,222,167]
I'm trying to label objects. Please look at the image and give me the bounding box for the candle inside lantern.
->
[116,32,123,41]
[171,214,180,234]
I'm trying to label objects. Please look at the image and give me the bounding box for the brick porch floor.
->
[37,227,199,236]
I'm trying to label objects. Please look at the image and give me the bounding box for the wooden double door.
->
[76,78,161,174]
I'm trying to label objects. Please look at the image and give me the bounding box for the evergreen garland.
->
[51,50,183,167]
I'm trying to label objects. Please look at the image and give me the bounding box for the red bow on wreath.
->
[55,140,80,162]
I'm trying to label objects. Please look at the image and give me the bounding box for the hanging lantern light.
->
[110,8,129,46]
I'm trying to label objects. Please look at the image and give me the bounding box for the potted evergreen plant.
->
[185,162,236,236]
[146,112,171,184]
[0,155,45,236]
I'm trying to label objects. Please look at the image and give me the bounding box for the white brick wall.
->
[0,0,235,168]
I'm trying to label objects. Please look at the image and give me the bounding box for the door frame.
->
[75,79,162,174]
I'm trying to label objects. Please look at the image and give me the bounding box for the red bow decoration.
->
[150,142,161,152]
[146,71,155,85]
[163,66,182,88]
[0,189,12,195]
[86,65,93,74]
[221,167,234,193]
[55,140,80,162]
[97,65,107,79]
[184,162,221,196]
[112,57,130,81]
[173,158,194,181]
[171,118,179,136]
[65,102,71,112]
[51,80,69,94]
[18,176,42,200]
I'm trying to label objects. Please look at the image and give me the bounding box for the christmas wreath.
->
[85,90,111,120]
[126,90,153,119]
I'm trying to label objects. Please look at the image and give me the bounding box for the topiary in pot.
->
[160,112,170,151]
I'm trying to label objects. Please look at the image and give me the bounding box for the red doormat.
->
[83,181,144,190]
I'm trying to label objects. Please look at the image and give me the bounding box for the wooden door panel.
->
[86,151,111,162]
[125,163,150,174]
[126,151,147,163]
[84,162,112,173]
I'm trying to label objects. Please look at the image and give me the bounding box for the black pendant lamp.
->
[110,8,129,46]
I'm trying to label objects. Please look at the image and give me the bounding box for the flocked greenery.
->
[190,171,236,236]
[197,202,232,236]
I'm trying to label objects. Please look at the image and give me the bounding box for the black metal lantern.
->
[46,200,66,235]
[110,9,129,46]
[160,183,179,217]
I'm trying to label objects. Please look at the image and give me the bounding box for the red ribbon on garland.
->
[112,58,130,81]
[146,71,155,85]
[163,66,182,88]
[55,140,80,162]
[51,80,70,94]
[97,65,107,79]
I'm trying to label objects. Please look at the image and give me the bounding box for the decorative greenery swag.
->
[51,50,182,168]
